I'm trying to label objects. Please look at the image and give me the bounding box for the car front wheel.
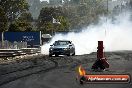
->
[67,53,70,56]
[49,54,52,57]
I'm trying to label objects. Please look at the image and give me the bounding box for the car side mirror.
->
[50,45,53,46]
[69,44,72,46]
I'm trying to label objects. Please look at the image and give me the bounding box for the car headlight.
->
[64,48,68,50]
[50,48,53,51]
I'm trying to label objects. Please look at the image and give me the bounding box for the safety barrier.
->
[0,48,40,58]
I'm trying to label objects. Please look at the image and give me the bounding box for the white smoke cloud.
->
[41,12,132,55]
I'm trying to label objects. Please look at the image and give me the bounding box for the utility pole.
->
[1,32,4,49]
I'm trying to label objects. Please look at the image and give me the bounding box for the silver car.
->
[49,40,75,57]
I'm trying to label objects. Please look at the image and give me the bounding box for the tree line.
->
[0,0,131,33]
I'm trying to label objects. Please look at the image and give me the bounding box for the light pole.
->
[1,31,4,49]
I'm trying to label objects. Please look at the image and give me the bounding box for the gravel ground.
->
[0,51,132,88]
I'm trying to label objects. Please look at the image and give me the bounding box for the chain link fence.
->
[0,41,27,49]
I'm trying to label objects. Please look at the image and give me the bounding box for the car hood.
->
[52,45,69,49]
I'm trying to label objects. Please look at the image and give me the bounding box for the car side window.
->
[54,42,59,45]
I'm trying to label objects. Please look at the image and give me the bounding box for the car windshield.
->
[54,41,70,46]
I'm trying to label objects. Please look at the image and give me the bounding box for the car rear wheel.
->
[72,52,75,56]
[55,54,59,57]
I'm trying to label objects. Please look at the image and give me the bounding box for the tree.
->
[65,0,108,30]
[70,0,80,4]
[0,0,29,22]
[0,7,8,32]
[130,0,132,8]
[8,12,33,31]
[8,23,19,31]
[18,12,33,22]
[36,0,109,32]
[37,7,70,33]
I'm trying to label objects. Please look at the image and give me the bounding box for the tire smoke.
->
[41,12,132,55]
